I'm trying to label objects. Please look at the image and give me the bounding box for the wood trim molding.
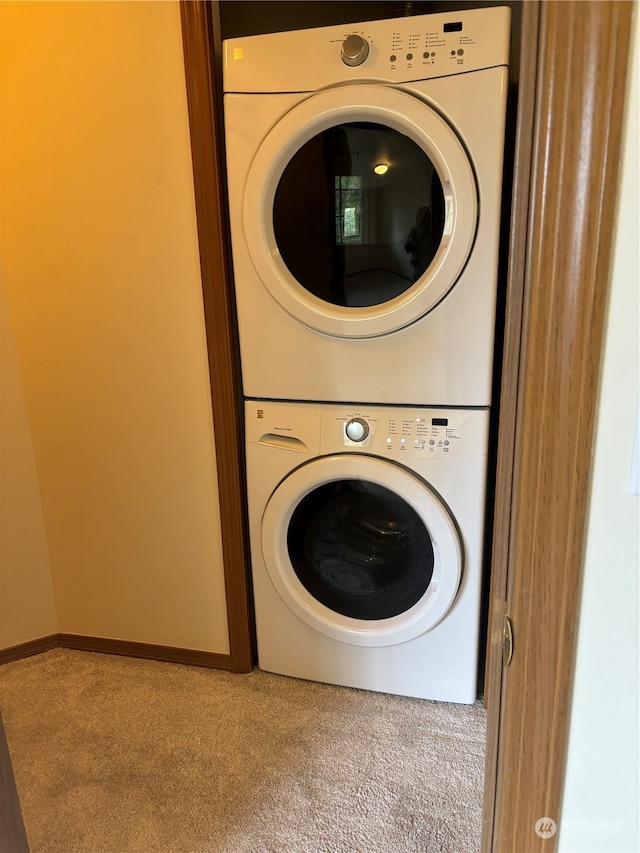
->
[58,636,233,671]
[482,0,541,840]
[486,2,633,850]
[179,1,255,673]
[0,636,59,666]
[0,635,233,671]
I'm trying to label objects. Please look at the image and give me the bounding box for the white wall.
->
[558,10,639,851]
[1,1,229,654]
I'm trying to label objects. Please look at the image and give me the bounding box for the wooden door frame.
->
[0,713,29,853]
[179,1,633,848]
[482,2,632,849]
[180,1,254,674]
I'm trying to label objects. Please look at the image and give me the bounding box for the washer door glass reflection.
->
[287,478,435,620]
[273,122,445,308]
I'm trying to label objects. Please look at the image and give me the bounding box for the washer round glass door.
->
[261,455,463,647]
[243,85,478,338]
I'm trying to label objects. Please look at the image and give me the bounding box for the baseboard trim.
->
[59,634,234,670]
[0,635,60,665]
[0,634,233,671]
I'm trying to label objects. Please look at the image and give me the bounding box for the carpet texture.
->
[0,649,486,853]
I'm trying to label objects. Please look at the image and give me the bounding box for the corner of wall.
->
[0,273,59,649]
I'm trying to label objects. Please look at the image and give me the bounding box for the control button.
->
[390,54,397,62]
[414,439,421,446]
[400,438,407,445]
[431,52,436,57]
[423,51,429,59]
[406,53,413,61]
[429,440,435,445]
[345,417,369,442]
[457,48,464,56]
[438,441,443,446]
[451,50,456,56]
[341,34,370,67]
[444,440,450,446]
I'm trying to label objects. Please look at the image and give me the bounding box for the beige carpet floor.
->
[0,649,486,853]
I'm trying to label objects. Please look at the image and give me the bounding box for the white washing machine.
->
[223,7,510,406]
[245,399,489,704]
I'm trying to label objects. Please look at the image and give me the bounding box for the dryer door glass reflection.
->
[273,122,446,308]
[287,479,434,620]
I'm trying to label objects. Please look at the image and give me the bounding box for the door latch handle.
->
[502,615,514,667]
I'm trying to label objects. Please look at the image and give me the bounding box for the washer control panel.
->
[246,400,489,460]
[326,404,489,460]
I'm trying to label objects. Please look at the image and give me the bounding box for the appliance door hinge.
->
[502,614,514,667]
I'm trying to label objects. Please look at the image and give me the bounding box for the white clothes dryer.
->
[245,398,490,704]
[223,7,510,406]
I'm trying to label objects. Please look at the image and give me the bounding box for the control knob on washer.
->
[341,34,370,67]
[345,417,370,442]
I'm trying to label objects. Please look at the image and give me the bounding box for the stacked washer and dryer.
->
[222,6,510,704]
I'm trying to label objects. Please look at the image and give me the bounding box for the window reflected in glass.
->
[273,122,445,307]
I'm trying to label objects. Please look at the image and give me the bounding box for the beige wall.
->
[1,284,58,648]
[1,0,229,653]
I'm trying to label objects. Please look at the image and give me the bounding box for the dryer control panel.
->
[224,6,510,93]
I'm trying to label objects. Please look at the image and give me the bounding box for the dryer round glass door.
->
[261,454,463,647]
[243,85,478,338]
[274,123,446,308]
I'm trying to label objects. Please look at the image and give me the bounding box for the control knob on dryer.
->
[341,34,370,67]
[345,417,370,442]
